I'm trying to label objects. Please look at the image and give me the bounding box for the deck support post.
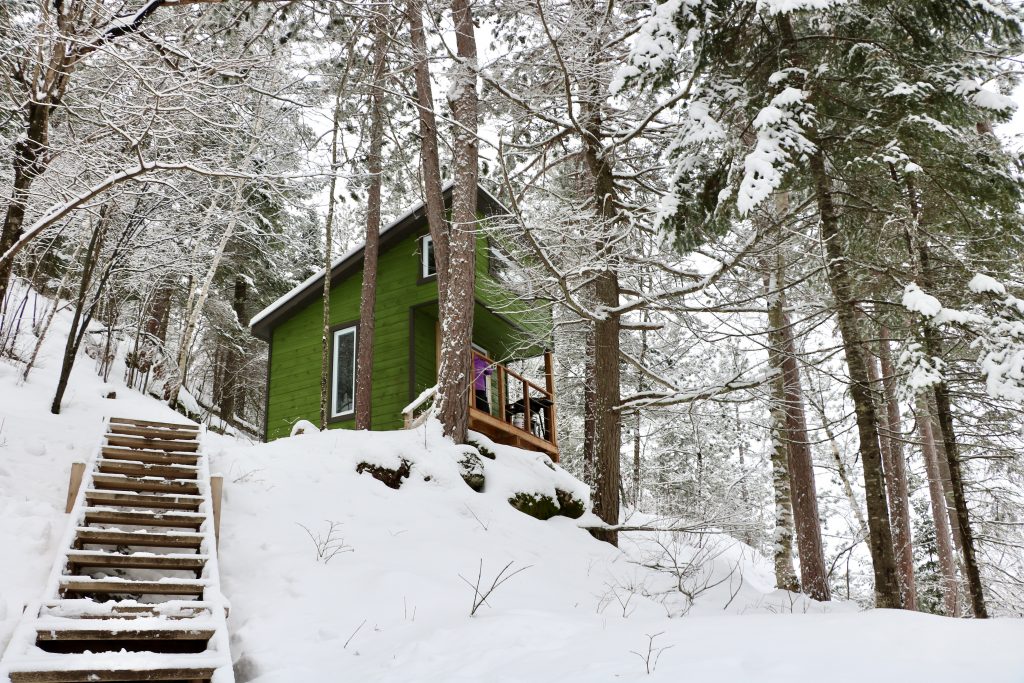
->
[65,462,86,513]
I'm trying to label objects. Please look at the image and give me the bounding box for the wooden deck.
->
[469,406,559,460]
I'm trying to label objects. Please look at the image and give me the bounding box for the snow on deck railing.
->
[402,385,437,429]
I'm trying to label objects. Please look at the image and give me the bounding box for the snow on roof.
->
[248,183,507,333]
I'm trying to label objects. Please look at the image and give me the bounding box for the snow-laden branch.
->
[600,228,763,318]
[0,161,259,269]
[619,368,775,411]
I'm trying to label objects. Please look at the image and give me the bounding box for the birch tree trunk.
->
[354,9,390,431]
[433,0,480,444]
[877,325,916,609]
[167,179,247,410]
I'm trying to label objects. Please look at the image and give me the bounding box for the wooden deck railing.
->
[471,349,557,450]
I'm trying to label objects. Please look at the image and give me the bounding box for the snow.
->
[902,282,942,317]
[2,287,1024,682]
[969,273,1007,296]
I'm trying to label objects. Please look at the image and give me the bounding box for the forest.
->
[1,0,1024,626]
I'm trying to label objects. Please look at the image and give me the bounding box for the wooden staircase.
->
[0,417,232,683]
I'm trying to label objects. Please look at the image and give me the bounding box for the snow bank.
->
[3,285,1024,682]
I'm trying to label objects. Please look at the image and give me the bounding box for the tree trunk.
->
[810,152,902,608]
[897,168,985,615]
[777,11,901,607]
[407,0,449,303]
[168,179,246,410]
[50,209,108,414]
[582,327,597,487]
[768,361,800,593]
[320,79,345,430]
[219,275,247,423]
[876,325,916,609]
[433,0,479,444]
[764,253,830,600]
[354,9,390,431]
[930,374,986,617]
[812,397,868,539]
[0,102,52,307]
[917,397,961,617]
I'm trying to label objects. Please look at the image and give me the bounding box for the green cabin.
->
[249,185,559,459]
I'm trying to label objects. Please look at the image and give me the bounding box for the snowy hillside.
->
[0,295,1022,682]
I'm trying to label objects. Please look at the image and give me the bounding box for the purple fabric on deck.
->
[473,356,492,390]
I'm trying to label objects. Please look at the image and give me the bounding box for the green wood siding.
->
[265,217,547,441]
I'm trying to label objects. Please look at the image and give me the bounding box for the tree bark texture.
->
[811,151,902,608]
[355,9,390,431]
[764,254,830,600]
[320,79,345,430]
[433,0,479,444]
[876,325,916,609]
[917,397,961,617]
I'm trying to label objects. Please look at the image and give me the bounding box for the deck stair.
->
[0,417,232,683]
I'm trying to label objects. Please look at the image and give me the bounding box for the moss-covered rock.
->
[467,440,496,460]
[555,488,586,519]
[356,459,411,489]
[458,450,486,492]
[508,492,561,521]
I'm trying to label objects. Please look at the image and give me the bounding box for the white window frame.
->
[420,234,436,279]
[331,325,358,419]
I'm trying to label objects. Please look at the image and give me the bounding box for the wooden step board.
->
[0,417,232,683]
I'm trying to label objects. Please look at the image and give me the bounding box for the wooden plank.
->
[75,529,203,549]
[101,447,199,466]
[209,476,223,549]
[104,435,198,452]
[84,491,202,511]
[64,463,86,514]
[9,666,215,682]
[91,475,200,495]
[108,424,200,440]
[469,407,558,457]
[60,578,205,596]
[36,627,214,641]
[66,551,206,571]
[97,460,199,480]
[81,509,205,529]
[108,417,199,431]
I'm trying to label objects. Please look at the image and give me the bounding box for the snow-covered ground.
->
[1,291,1023,682]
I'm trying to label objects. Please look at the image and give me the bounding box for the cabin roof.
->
[249,183,508,341]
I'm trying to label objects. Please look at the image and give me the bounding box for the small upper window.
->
[420,234,436,279]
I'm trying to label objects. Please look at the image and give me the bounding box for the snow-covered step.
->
[80,508,206,529]
[59,577,208,598]
[74,528,204,550]
[91,474,201,495]
[0,417,231,683]
[84,490,203,511]
[4,651,219,682]
[104,434,198,453]
[38,600,216,620]
[65,551,207,572]
[96,460,199,481]
[100,446,199,466]
[109,417,200,432]
[107,424,200,441]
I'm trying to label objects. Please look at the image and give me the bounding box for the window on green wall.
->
[420,234,436,279]
[331,325,357,418]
